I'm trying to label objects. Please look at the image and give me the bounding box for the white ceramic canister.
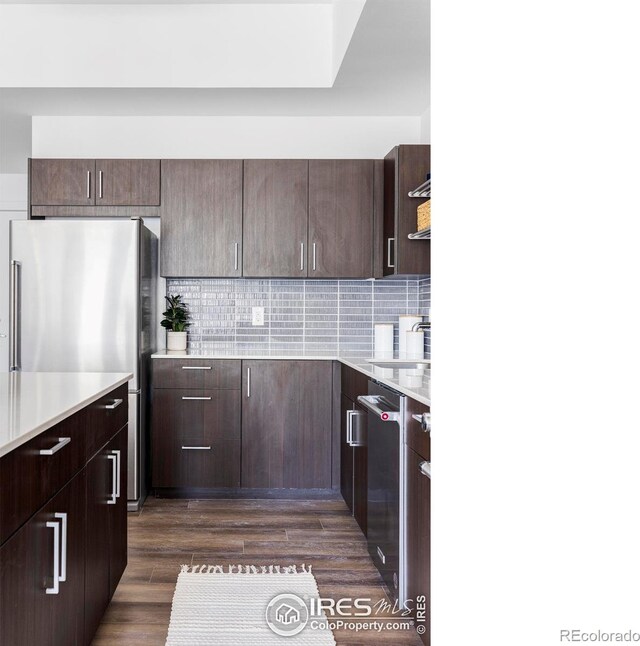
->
[374,323,394,358]
[405,330,425,361]
[399,315,422,358]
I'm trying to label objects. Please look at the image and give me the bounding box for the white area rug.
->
[166,564,336,645]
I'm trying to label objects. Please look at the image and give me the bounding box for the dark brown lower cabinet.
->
[406,447,431,646]
[241,361,332,489]
[340,394,355,512]
[1,472,89,646]
[0,385,128,646]
[152,387,241,488]
[85,425,129,640]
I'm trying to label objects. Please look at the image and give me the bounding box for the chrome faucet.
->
[411,322,431,332]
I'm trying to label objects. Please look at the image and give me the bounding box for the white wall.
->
[420,107,430,144]
[0,174,28,371]
[32,116,422,159]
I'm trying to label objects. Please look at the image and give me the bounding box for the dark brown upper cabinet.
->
[30,159,96,206]
[308,160,374,278]
[160,160,243,277]
[383,145,431,276]
[243,160,309,278]
[95,159,160,206]
[29,158,160,217]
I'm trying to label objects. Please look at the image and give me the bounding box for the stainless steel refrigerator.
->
[9,218,157,511]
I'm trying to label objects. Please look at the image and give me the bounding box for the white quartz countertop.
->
[152,350,431,406]
[0,372,132,458]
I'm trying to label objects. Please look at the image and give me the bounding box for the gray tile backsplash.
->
[167,278,431,357]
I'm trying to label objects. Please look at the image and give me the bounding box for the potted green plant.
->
[161,294,191,351]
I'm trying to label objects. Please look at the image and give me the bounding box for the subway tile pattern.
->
[166,278,431,357]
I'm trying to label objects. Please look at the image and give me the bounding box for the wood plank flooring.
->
[91,497,422,646]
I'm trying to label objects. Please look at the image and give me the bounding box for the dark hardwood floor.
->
[91,497,421,645]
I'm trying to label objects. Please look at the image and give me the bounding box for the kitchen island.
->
[0,371,131,646]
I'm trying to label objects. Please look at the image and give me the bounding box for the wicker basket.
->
[417,199,431,231]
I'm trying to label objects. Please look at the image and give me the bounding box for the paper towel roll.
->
[374,323,394,358]
[405,330,424,360]
[398,315,422,358]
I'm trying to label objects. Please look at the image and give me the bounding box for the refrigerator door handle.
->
[9,260,20,371]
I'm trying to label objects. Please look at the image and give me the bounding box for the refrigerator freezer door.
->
[9,220,140,387]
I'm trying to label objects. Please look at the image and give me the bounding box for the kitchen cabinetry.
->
[0,384,128,646]
[29,158,160,215]
[30,159,96,206]
[383,145,431,275]
[85,426,128,639]
[242,160,309,277]
[308,160,374,278]
[405,397,431,646]
[94,159,160,206]
[151,360,242,489]
[241,360,332,489]
[160,160,243,277]
[340,364,369,534]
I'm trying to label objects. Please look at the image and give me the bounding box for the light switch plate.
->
[252,306,265,326]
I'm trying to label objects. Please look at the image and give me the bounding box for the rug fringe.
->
[182,563,313,574]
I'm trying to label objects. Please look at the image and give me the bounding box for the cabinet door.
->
[160,160,243,277]
[152,389,241,488]
[108,427,128,598]
[95,159,160,206]
[340,394,354,512]
[241,361,332,489]
[33,470,86,646]
[383,145,431,276]
[84,445,111,642]
[30,159,95,206]
[243,160,309,277]
[0,522,37,646]
[308,160,373,278]
[352,405,368,536]
[406,447,431,646]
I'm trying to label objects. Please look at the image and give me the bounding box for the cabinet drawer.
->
[341,363,369,403]
[153,360,241,390]
[0,408,87,545]
[405,397,430,461]
[86,384,128,459]
[153,439,241,489]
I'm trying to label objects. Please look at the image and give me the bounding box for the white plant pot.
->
[167,331,187,351]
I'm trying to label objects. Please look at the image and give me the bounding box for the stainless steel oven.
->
[357,381,406,603]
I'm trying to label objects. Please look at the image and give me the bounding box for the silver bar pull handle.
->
[356,395,400,422]
[351,410,366,446]
[419,460,431,478]
[112,449,121,499]
[98,170,103,199]
[387,237,395,268]
[247,367,251,398]
[181,396,212,401]
[105,398,123,410]
[181,366,211,370]
[300,242,305,271]
[45,520,60,594]
[9,260,20,371]
[54,512,67,582]
[107,454,117,504]
[234,242,239,271]
[312,243,317,271]
[86,170,91,199]
[412,412,431,433]
[39,437,71,456]
[181,446,212,450]
[346,409,354,446]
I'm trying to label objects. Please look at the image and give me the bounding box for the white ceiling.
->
[0,0,429,170]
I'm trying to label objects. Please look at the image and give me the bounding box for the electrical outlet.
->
[252,306,265,326]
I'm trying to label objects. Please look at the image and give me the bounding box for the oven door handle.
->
[356,395,400,422]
